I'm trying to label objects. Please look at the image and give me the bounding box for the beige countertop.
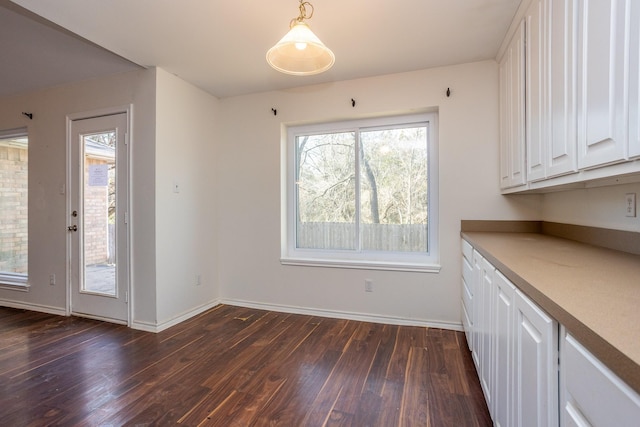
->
[461,230,640,395]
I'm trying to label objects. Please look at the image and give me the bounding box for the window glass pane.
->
[0,135,28,274]
[360,126,428,252]
[296,132,356,250]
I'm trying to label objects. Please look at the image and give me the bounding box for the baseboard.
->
[220,298,464,331]
[0,299,67,317]
[0,296,463,333]
[131,299,221,333]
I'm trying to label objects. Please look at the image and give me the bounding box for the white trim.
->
[69,311,127,325]
[129,319,159,333]
[0,272,29,290]
[65,105,133,325]
[0,282,30,292]
[220,298,463,331]
[0,299,66,316]
[130,299,221,333]
[283,112,440,269]
[280,257,441,273]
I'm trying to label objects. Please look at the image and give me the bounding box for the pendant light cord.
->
[292,1,314,27]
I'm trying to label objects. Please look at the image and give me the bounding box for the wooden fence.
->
[297,222,427,252]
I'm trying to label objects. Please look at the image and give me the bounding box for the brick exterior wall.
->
[0,145,112,274]
[0,145,28,274]
[84,158,111,266]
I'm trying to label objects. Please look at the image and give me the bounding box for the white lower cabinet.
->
[462,240,558,426]
[560,329,640,427]
[461,240,474,350]
[494,271,516,427]
[514,289,558,427]
[462,239,640,426]
[479,257,496,417]
[471,249,484,370]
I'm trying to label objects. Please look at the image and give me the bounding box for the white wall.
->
[217,60,542,328]
[0,69,159,324]
[154,69,220,326]
[542,182,640,232]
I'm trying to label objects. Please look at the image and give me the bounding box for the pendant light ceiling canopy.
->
[266,1,335,76]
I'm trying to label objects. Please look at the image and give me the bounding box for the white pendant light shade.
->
[266,2,335,76]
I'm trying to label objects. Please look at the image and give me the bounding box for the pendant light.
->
[266,1,335,76]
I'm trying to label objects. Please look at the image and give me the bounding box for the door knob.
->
[68,225,78,232]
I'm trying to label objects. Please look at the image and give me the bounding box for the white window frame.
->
[282,112,439,272]
[0,127,29,290]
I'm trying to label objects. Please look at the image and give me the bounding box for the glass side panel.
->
[82,131,116,295]
[360,125,428,252]
[295,132,356,250]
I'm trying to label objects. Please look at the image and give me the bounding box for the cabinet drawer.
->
[562,333,640,426]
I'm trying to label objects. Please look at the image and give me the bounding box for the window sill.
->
[280,257,441,273]
[0,273,29,291]
[0,281,30,292]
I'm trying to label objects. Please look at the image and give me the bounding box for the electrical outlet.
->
[364,279,373,292]
[49,274,55,286]
[196,274,201,286]
[625,193,636,217]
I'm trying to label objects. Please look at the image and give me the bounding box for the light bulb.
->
[295,42,307,50]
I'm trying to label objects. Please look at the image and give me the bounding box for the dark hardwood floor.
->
[0,305,491,426]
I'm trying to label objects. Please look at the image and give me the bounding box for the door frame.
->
[65,105,133,326]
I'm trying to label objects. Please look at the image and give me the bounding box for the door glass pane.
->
[82,131,116,295]
[295,132,356,250]
[360,125,428,252]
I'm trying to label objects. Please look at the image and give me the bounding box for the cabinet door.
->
[547,0,578,177]
[479,257,496,416]
[471,250,484,370]
[561,331,640,426]
[514,290,558,427]
[494,271,516,427]
[461,244,474,349]
[629,0,640,158]
[577,0,629,169]
[500,19,527,189]
[526,0,547,182]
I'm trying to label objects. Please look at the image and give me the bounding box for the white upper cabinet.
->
[500,19,527,190]
[527,0,579,183]
[629,0,640,159]
[526,0,547,182]
[547,0,578,177]
[576,0,629,169]
[500,0,640,193]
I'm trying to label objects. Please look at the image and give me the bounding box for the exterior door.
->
[69,113,129,323]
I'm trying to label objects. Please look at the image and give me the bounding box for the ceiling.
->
[2,0,522,99]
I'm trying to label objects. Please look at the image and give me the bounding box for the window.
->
[283,113,439,271]
[0,128,28,288]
